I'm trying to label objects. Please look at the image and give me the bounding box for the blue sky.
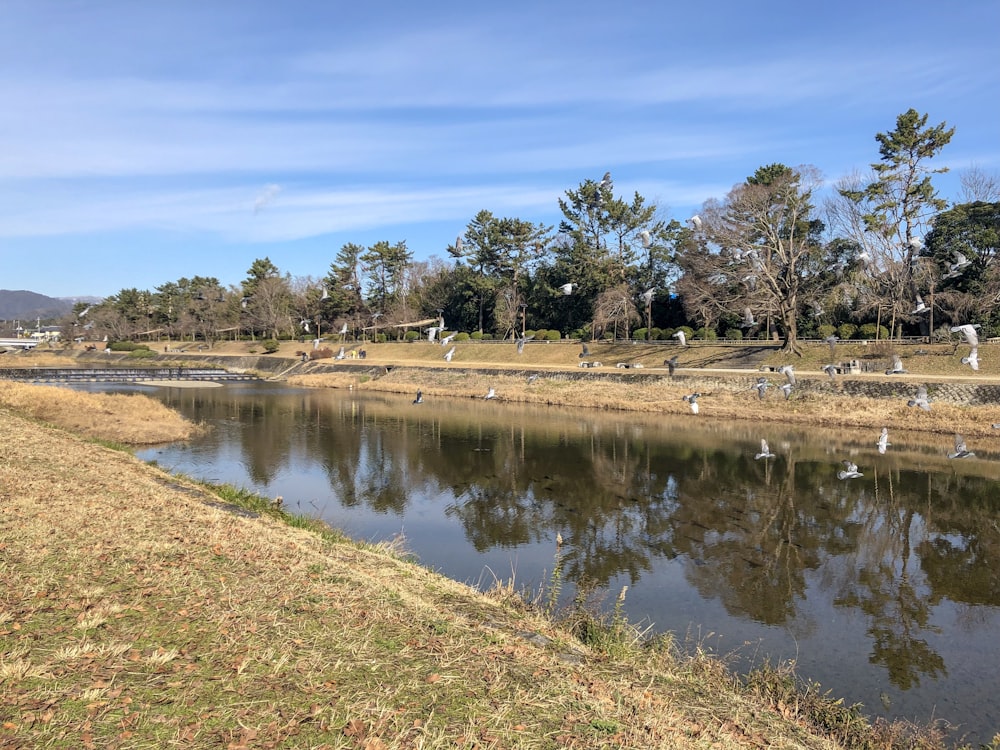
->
[1,0,997,299]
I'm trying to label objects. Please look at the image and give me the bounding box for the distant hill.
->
[0,289,78,320]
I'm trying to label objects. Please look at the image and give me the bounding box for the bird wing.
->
[760,439,769,454]
[955,434,967,453]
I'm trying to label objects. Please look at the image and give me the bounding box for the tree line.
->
[63,109,1000,354]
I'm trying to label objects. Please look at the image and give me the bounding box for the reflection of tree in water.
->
[671,450,824,627]
[831,466,945,691]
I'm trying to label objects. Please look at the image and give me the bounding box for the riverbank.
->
[0,380,946,747]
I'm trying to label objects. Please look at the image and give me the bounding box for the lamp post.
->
[371,312,382,343]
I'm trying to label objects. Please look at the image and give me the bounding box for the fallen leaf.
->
[426,673,441,684]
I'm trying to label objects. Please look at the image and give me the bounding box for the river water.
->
[112,381,999,744]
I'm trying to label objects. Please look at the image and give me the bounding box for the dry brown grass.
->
[0,381,203,444]
[290,367,1000,439]
[0,409,861,749]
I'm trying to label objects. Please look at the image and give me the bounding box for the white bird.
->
[440,332,457,347]
[907,384,931,411]
[516,334,534,355]
[822,363,838,380]
[877,427,890,455]
[908,236,925,251]
[753,377,770,400]
[444,346,456,362]
[948,434,975,459]
[885,355,907,375]
[912,294,929,314]
[559,283,577,295]
[335,346,345,360]
[943,252,972,279]
[951,324,981,348]
[455,235,464,253]
[825,335,839,357]
[320,287,330,300]
[484,388,497,400]
[300,319,311,333]
[527,374,539,384]
[639,288,654,306]
[338,323,348,335]
[682,392,701,414]
[426,326,440,342]
[778,365,796,386]
[962,348,980,371]
[639,230,652,248]
[672,330,687,346]
[599,171,612,189]
[838,460,864,480]
[687,215,702,231]
[664,355,678,377]
[741,308,755,328]
[755,439,775,460]
[413,389,423,404]
[779,383,793,400]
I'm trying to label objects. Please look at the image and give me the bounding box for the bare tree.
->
[959,166,1000,203]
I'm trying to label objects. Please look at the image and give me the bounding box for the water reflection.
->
[125,383,1000,743]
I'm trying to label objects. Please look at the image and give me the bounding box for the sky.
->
[1,0,997,300]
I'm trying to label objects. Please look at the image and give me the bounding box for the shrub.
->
[632,327,648,341]
[261,339,280,353]
[523,330,537,339]
[858,323,889,340]
[817,324,837,339]
[724,328,743,340]
[403,330,419,342]
[836,323,857,340]
[694,326,717,341]
[454,332,471,342]
[542,329,561,341]
[470,331,484,340]
[310,347,334,360]
[127,347,157,359]
[649,327,663,341]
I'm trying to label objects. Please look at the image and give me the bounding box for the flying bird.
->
[672,330,687,346]
[951,324,981,348]
[527,374,539,384]
[455,235,464,253]
[444,346,456,362]
[753,377,770,400]
[912,294,929,314]
[335,346,345,360]
[825,334,839,357]
[300,319,311,333]
[948,434,975,459]
[559,283,577,295]
[639,288,654,306]
[599,171,612,189]
[741,308,756,328]
[821,363,838,381]
[877,427,890,455]
[639,230,652,248]
[579,341,590,358]
[440,332,457,347]
[838,460,864,480]
[252,183,282,214]
[413,389,423,404]
[778,365,796,386]
[687,215,702,231]
[320,287,330,301]
[962,348,980,371]
[907,384,931,411]
[338,323,348,335]
[755,439,775,460]
[484,387,497,400]
[885,355,907,375]
[779,383,793,400]
[426,326,440,342]
[664,355,678,377]
[943,252,972,279]
[682,392,701,414]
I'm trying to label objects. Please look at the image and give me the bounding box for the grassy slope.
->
[0,401,863,750]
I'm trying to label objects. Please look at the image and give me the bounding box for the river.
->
[110,381,1000,745]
